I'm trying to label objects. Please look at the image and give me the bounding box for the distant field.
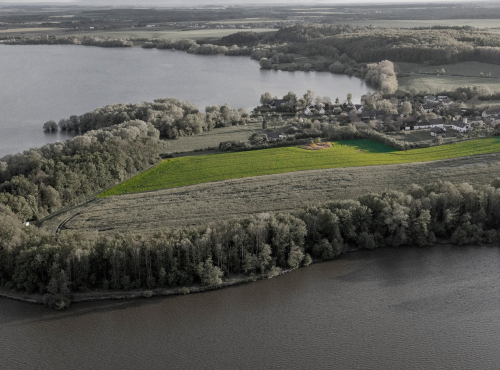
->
[396,61,500,93]
[0,27,61,34]
[398,74,500,93]
[100,137,500,197]
[343,19,500,28]
[397,61,500,78]
[163,121,262,154]
[206,18,275,24]
[68,28,277,41]
[42,152,500,235]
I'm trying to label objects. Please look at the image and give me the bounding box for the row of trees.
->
[2,179,500,306]
[3,35,133,47]
[43,98,248,139]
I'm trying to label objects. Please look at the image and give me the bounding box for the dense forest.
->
[0,120,162,222]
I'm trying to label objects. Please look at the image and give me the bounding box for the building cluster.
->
[259,94,500,141]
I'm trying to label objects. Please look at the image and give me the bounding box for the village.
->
[253,92,500,145]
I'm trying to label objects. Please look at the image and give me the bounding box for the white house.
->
[413,118,444,130]
[482,108,500,118]
[304,108,312,115]
[449,119,471,133]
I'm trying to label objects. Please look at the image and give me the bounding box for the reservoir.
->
[1,244,500,369]
[0,45,374,157]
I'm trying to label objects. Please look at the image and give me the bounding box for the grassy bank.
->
[100,137,500,197]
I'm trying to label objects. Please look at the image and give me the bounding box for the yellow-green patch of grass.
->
[100,137,500,197]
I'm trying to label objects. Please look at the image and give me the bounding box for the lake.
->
[0,44,374,158]
[1,244,500,369]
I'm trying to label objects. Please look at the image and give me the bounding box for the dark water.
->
[0,45,374,157]
[1,244,500,370]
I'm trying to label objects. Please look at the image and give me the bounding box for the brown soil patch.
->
[300,142,332,150]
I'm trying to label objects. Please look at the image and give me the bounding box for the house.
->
[266,132,286,141]
[403,116,418,126]
[268,99,288,110]
[361,110,384,122]
[23,222,29,227]
[430,127,446,136]
[438,95,448,101]
[413,118,444,130]
[441,98,454,105]
[482,107,500,118]
[421,102,440,113]
[449,119,471,133]
[319,108,325,115]
[428,118,445,127]
[353,104,363,113]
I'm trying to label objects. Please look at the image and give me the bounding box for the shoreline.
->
[0,241,452,308]
[0,266,298,307]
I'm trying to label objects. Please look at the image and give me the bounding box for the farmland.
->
[41,151,500,235]
[163,120,263,154]
[343,19,500,29]
[100,137,500,197]
[67,28,277,42]
[395,61,500,93]
[396,61,500,78]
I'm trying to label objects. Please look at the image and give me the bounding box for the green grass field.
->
[100,137,500,197]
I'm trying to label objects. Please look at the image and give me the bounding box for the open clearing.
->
[0,27,61,34]
[163,121,262,154]
[41,152,500,235]
[396,61,500,78]
[68,28,277,41]
[100,137,500,197]
[398,74,500,93]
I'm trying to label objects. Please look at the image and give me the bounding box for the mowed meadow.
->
[100,137,500,197]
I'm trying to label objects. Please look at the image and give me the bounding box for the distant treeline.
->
[2,35,133,47]
[251,25,500,66]
[142,38,252,56]
[43,98,248,139]
[2,179,500,308]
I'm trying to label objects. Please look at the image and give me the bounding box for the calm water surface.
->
[0,45,374,157]
[1,244,500,370]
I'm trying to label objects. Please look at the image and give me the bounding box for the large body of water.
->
[2,244,500,369]
[0,45,374,158]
